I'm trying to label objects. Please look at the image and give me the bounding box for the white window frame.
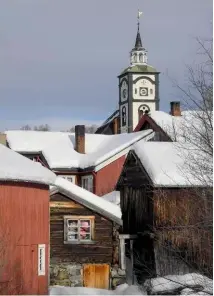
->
[81,175,93,192]
[38,244,45,276]
[60,175,76,183]
[64,215,95,244]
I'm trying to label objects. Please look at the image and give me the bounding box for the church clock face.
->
[120,80,128,102]
[139,87,148,96]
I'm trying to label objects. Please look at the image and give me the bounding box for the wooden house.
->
[116,141,212,283]
[5,127,154,196]
[49,177,124,289]
[0,142,56,295]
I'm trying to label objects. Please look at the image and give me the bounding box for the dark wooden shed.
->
[49,177,123,290]
[0,143,56,295]
[116,142,212,283]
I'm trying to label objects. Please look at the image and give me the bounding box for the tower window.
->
[150,89,153,95]
[122,106,127,126]
[135,88,137,94]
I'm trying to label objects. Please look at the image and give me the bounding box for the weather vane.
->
[137,9,143,31]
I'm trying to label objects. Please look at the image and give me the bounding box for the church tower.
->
[118,10,160,133]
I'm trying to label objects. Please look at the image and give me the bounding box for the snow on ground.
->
[53,177,122,225]
[0,143,56,185]
[49,284,145,295]
[144,273,213,295]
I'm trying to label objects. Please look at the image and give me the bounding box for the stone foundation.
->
[50,263,126,289]
[50,263,83,287]
[111,266,126,289]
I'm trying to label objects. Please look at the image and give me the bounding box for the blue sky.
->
[0,0,212,131]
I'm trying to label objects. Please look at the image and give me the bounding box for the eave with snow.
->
[49,177,124,289]
[5,128,155,196]
[51,177,122,225]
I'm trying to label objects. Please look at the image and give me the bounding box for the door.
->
[83,264,110,289]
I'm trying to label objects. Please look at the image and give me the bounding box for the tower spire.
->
[135,9,143,49]
[130,9,148,65]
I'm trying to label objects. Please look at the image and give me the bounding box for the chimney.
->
[0,133,7,146]
[75,125,85,154]
[170,101,181,116]
[113,117,119,134]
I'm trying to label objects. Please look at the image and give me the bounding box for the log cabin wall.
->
[153,187,213,277]
[49,192,122,288]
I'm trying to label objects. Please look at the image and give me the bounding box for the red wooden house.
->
[5,127,154,196]
[0,141,56,295]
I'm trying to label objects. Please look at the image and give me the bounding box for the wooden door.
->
[83,264,110,289]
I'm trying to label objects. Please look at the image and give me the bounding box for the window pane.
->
[88,177,93,192]
[81,233,91,240]
[80,220,91,240]
[67,233,78,241]
[67,220,78,232]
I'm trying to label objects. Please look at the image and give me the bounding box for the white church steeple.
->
[118,9,160,134]
[130,10,148,65]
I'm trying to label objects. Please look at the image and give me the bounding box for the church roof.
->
[119,64,158,75]
[134,29,143,49]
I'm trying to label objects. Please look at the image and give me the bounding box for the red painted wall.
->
[95,155,126,196]
[0,182,49,295]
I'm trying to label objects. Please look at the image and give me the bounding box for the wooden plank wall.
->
[50,193,114,264]
[0,182,49,295]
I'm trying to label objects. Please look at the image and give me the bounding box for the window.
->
[121,106,127,126]
[135,88,137,94]
[81,175,93,192]
[64,216,95,244]
[38,244,45,276]
[61,175,75,183]
[150,89,153,95]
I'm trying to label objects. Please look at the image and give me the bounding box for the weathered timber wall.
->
[153,188,213,277]
[50,192,122,288]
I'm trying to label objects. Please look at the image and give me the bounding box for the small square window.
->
[64,216,95,244]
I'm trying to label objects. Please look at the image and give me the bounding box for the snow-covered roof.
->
[149,110,213,143]
[0,144,56,185]
[133,141,212,187]
[6,129,154,170]
[51,177,122,225]
[102,191,120,205]
[102,110,119,126]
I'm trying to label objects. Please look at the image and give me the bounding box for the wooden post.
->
[130,240,134,285]
[119,237,126,270]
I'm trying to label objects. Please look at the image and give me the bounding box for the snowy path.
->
[49,284,146,295]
